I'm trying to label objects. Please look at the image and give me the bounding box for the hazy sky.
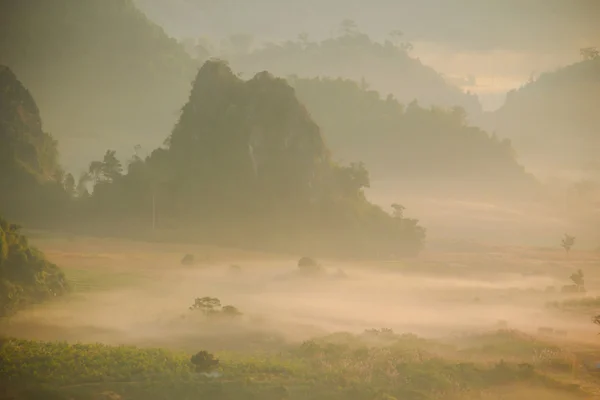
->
[137,0,600,110]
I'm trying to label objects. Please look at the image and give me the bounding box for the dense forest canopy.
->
[0,0,196,171]
[78,61,426,257]
[485,57,600,177]
[0,65,70,223]
[290,76,535,194]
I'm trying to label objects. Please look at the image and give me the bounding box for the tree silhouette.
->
[569,269,585,291]
[190,297,222,315]
[190,351,219,373]
[561,234,576,255]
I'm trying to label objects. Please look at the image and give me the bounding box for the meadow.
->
[2,231,600,399]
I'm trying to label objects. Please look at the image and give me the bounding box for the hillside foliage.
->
[77,61,426,257]
[205,25,482,117]
[0,217,69,316]
[488,57,600,173]
[291,76,535,192]
[0,65,71,223]
[0,0,196,170]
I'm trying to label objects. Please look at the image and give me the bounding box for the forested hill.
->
[195,31,483,118]
[80,61,426,257]
[0,0,484,175]
[0,66,60,181]
[0,65,69,222]
[485,56,600,177]
[291,77,535,195]
[0,0,196,171]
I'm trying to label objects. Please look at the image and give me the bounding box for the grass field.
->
[2,231,600,399]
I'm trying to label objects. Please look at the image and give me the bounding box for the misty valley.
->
[1,1,600,399]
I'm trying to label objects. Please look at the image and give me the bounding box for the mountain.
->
[0,65,69,222]
[81,61,426,257]
[486,57,600,179]
[203,31,483,117]
[290,76,535,197]
[0,0,196,172]
[0,0,483,175]
[0,66,60,181]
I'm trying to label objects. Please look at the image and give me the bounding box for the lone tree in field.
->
[190,351,219,373]
[561,234,575,255]
[570,269,585,292]
[189,297,221,315]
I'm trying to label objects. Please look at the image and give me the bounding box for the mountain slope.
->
[0,65,69,222]
[0,0,196,171]
[486,57,600,178]
[291,77,535,196]
[81,61,426,257]
[214,32,483,117]
[0,66,60,182]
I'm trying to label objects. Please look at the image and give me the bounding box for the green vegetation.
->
[0,65,70,223]
[488,57,600,172]
[561,234,576,255]
[0,217,69,316]
[0,0,196,170]
[0,330,590,400]
[218,23,482,117]
[0,58,426,258]
[74,61,426,258]
[189,297,243,318]
[291,76,535,191]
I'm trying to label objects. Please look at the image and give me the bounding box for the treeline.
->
[486,55,600,174]
[291,76,535,193]
[0,62,426,258]
[197,22,482,116]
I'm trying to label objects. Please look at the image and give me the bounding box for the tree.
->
[580,47,599,60]
[569,269,585,291]
[561,234,576,255]
[101,150,123,182]
[190,297,222,315]
[190,351,219,373]
[88,161,104,185]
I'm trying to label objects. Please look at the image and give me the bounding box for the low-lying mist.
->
[4,257,595,351]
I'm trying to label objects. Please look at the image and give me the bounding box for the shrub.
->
[0,217,69,316]
[190,350,219,373]
[189,297,243,318]
[297,257,324,275]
